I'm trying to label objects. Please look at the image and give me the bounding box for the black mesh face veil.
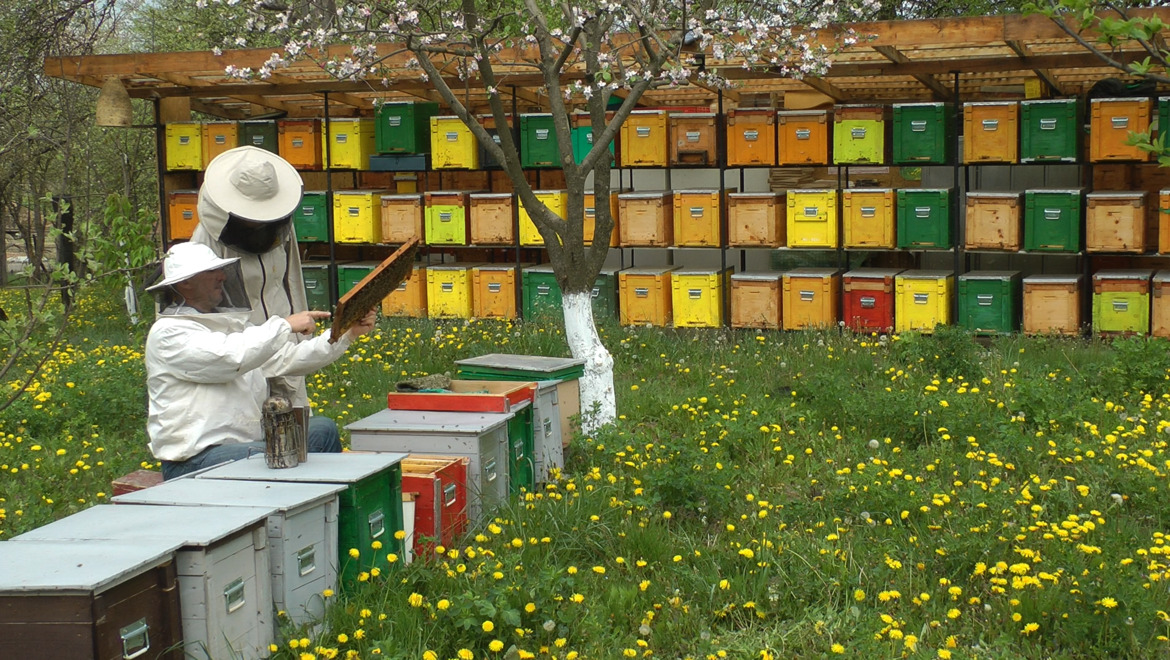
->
[219,213,292,255]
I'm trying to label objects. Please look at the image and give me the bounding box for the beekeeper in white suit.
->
[144,242,376,480]
[189,145,326,442]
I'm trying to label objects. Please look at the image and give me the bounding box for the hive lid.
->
[470,192,513,199]
[1153,270,1170,284]
[114,478,345,511]
[845,188,893,194]
[732,271,783,281]
[12,504,271,547]
[959,270,1021,280]
[1090,97,1151,104]
[335,189,390,196]
[1021,98,1078,106]
[843,268,904,279]
[728,191,781,199]
[455,353,586,373]
[1086,191,1147,199]
[619,191,673,199]
[789,188,835,195]
[197,452,407,483]
[1027,189,1084,195]
[674,268,728,277]
[785,267,842,278]
[966,191,1022,199]
[669,112,716,118]
[894,102,948,108]
[619,266,678,276]
[898,269,954,279]
[674,188,721,195]
[1093,269,1153,280]
[523,264,555,273]
[0,539,181,593]
[1023,273,1082,284]
[965,101,1017,107]
[345,408,516,435]
[428,264,474,271]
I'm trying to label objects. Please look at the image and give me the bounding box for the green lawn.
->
[2,283,1169,659]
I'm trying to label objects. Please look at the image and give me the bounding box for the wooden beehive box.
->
[619,191,674,246]
[381,193,424,244]
[730,272,783,329]
[1086,191,1148,253]
[469,192,515,246]
[1022,274,1082,336]
[727,192,784,247]
[965,192,1022,251]
[669,113,718,166]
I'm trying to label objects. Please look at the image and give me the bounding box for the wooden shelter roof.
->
[43,12,1170,119]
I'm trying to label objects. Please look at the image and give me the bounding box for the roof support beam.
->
[1005,40,1065,96]
[872,45,952,100]
[797,77,848,102]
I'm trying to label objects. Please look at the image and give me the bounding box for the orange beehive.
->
[619,110,668,167]
[471,264,520,320]
[777,110,830,165]
[278,119,324,170]
[618,266,676,326]
[727,192,784,247]
[1089,98,1152,162]
[1152,271,1170,338]
[382,265,428,317]
[672,189,722,247]
[730,272,782,329]
[782,268,841,330]
[725,109,777,167]
[963,102,1018,163]
[167,190,199,241]
[202,122,238,165]
[583,191,620,247]
[1160,188,1170,254]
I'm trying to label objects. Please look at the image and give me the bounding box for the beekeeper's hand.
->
[286,310,331,335]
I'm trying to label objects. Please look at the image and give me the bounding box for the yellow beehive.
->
[202,122,238,166]
[620,110,668,167]
[727,192,784,247]
[382,265,428,317]
[519,190,567,247]
[326,118,376,169]
[672,189,722,247]
[333,190,385,243]
[895,270,954,333]
[164,122,203,171]
[782,268,840,330]
[786,189,838,248]
[619,266,676,326]
[431,116,480,169]
[841,188,895,248]
[426,264,475,318]
[671,268,731,328]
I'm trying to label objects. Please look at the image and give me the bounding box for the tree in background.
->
[202,0,879,432]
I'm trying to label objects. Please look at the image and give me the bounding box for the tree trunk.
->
[561,291,615,433]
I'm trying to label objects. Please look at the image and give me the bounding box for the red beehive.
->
[400,455,470,554]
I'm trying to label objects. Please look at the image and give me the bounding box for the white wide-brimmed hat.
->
[146,242,240,292]
[201,145,303,222]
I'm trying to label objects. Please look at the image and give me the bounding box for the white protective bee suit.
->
[189,145,312,407]
[144,243,350,464]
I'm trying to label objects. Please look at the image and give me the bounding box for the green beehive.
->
[833,105,887,165]
[1093,269,1152,335]
[1020,99,1082,163]
[590,268,619,320]
[238,120,279,153]
[197,453,406,591]
[375,101,439,154]
[1159,96,1170,144]
[1023,189,1082,252]
[294,191,329,243]
[958,270,1021,334]
[302,262,332,311]
[338,261,378,296]
[571,117,616,165]
[896,188,952,249]
[522,265,562,318]
[506,401,535,495]
[892,103,953,164]
[521,113,560,168]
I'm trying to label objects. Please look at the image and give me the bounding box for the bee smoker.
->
[262,394,302,469]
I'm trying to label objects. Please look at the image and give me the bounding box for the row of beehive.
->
[348,262,1170,336]
[163,97,1170,172]
[1,350,584,660]
[168,185,1170,253]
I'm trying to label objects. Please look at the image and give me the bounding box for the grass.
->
[3,282,1170,659]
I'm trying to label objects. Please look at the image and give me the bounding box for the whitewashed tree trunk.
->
[561,291,615,433]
